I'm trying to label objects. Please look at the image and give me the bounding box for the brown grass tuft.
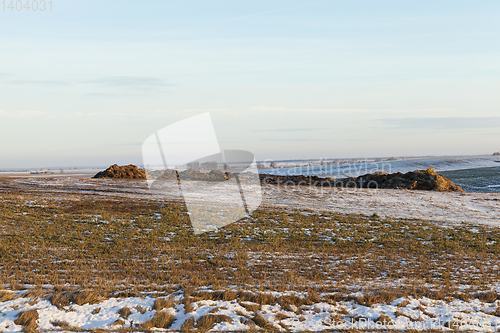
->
[184,302,194,313]
[375,313,393,324]
[71,290,101,306]
[153,296,175,311]
[338,307,349,315]
[50,292,71,309]
[240,317,257,329]
[111,319,125,326]
[397,299,411,308]
[196,314,232,331]
[15,310,39,332]
[181,316,195,332]
[222,290,239,301]
[476,291,499,303]
[239,301,261,313]
[140,310,176,329]
[118,307,132,319]
[0,290,16,302]
[135,305,146,314]
[274,312,290,321]
[51,320,82,331]
[278,294,308,310]
[51,320,70,330]
[307,289,321,303]
[251,314,277,330]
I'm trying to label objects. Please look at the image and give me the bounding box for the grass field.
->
[1,177,500,331]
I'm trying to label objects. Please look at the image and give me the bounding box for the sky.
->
[1,0,499,169]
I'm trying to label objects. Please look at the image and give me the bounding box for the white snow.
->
[3,291,500,331]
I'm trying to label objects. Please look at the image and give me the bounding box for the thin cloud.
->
[9,80,70,86]
[383,117,500,129]
[263,138,321,142]
[83,76,172,88]
[83,92,154,98]
[253,127,328,132]
[0,110,51,118]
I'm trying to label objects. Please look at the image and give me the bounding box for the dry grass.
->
[184,302,194,313]
[397,299,411,307]
[274,312,290,321]
[338,307,349,315]
[51,320,71,329]
[196,314,232,331]
[51,320,82,331]
[111,319,125,326]
[135,305,146,314]
[50,292,71,309]
[2,177,500,303]
[251,314,277,330]
[49,290,102,309]
[140,310,176,329]
[375,313,393,324]
[118,307,132,319]
[493,307,500,317]
[240,317,257,329]
[476,291,499,303]
[239,301,261,313]
[395,309,413,320]
[0,290,16,302]
[72,290,101,305]
[14,310,39,332]
[153,297,175,311]
[181,316,195,332]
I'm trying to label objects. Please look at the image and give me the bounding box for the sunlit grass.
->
[1,179,500,302]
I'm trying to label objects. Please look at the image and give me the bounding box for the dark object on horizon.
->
[187,161,200,170]
[260,168,464,192]
[493,152,500,156]
[93,164,147,179]
[200,161,218,170]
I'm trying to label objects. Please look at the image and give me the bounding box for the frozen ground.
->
[3,176,499,226]
[261,184,500,226]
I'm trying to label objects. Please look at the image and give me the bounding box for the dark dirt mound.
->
[342,168,464,192]
[260,168,464,192]
[179,169,229,181]
[93,164,147,180]
[149,169,259,183]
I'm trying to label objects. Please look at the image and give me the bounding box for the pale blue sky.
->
[1,0,499,168]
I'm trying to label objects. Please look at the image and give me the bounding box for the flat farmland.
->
[1,177,500,331]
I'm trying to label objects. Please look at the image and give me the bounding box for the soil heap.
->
[93,164,147,180]
[260,168,464,192]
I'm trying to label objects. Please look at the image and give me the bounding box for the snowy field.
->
[6,176,499,226]
[3,289,500,332]
[261,184,500,226]
[1,176,500,331]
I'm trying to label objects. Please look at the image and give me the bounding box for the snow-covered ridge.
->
[266,155,500,178]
